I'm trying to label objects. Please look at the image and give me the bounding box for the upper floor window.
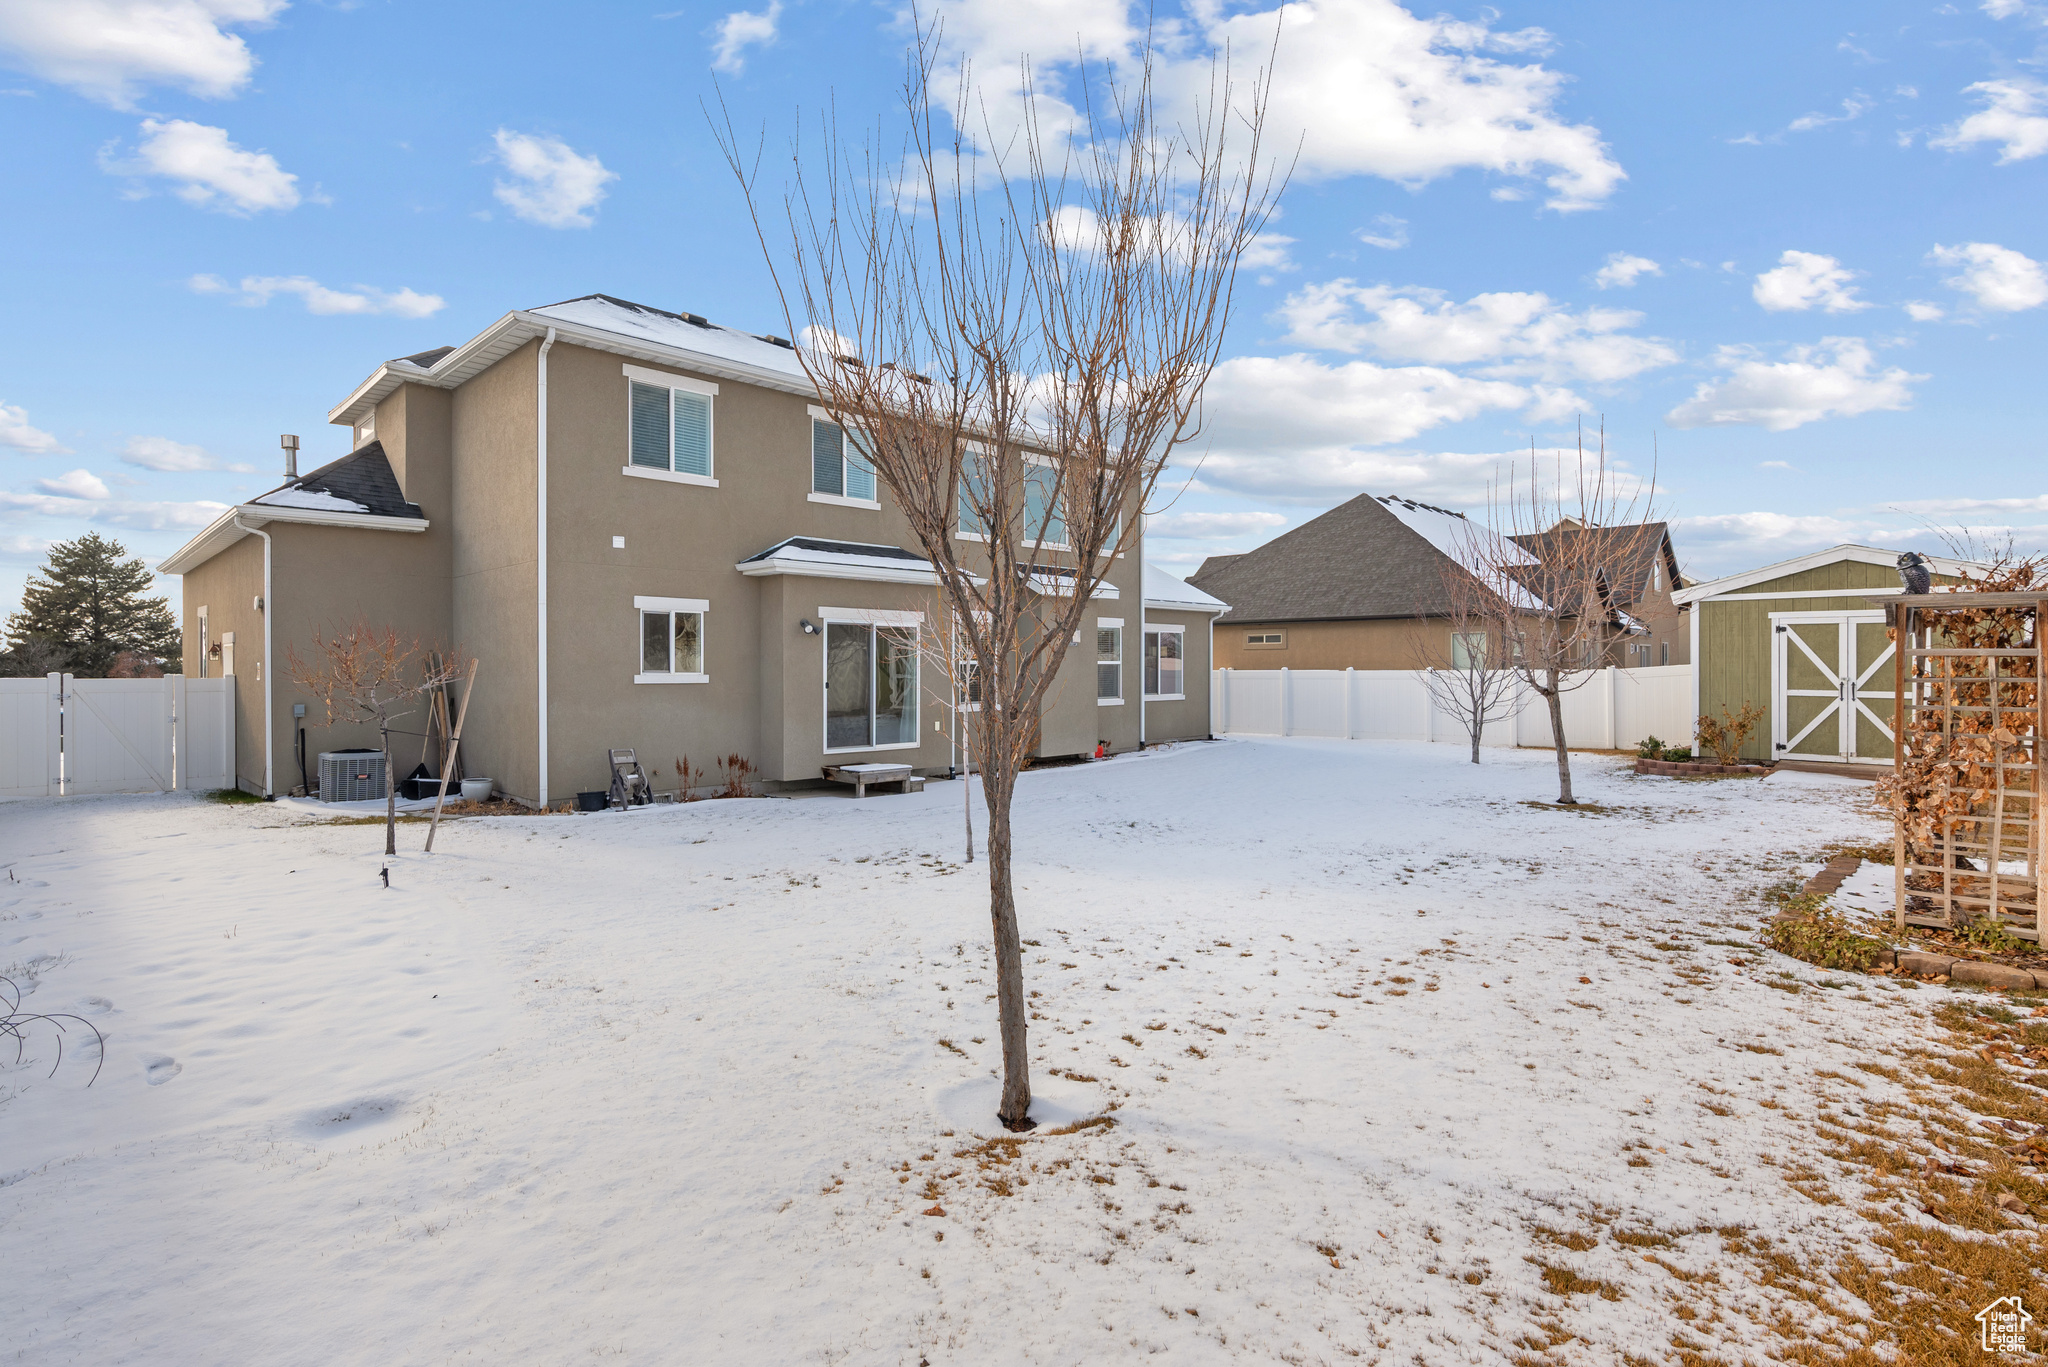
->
[1450,632,1487,670]
[1023,459,1067,548]
[958,450,993,538]
[624,365,717,487]
[809,411,878,507]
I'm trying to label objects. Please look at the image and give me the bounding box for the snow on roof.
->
[529,295,809,385]
[736,536,946,585]
[1373,496,1548,612]
[252,487,371,514]
[1143,562,1228,614]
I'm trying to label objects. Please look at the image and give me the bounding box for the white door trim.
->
[1769,610,1890,762]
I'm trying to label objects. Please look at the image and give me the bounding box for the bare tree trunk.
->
[381,719,398,855]
[982,768,1029,1127]
[1470,703,1482,764]
[1545,672,1575,804]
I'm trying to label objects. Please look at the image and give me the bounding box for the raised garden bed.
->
[1634,758,1768,777]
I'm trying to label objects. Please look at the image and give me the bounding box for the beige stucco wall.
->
[1141,607,1216,743]
[1212,617,1457,671]
[179,535,265,790]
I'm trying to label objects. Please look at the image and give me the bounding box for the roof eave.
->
[158,505,431,576]
[1672,543,1980,605]
[328,308,822,427]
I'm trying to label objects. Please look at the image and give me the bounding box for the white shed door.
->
[1770,611,1895,762]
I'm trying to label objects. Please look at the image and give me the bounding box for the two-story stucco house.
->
[160,294,1225,802]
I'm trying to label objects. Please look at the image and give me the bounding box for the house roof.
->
[1671,543,1981,605]
[1184,493,1543,624]
[1143,563,1228,615]
[1509,521,1681,612]
[329,293,815,428]
[735,536,948,586]
[158,443,431,576]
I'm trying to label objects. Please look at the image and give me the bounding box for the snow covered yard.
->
[2,739,2036,1364]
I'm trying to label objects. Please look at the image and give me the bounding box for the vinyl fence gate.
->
[0,673,235,798]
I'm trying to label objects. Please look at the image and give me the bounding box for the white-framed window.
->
[1143,625,1183,699]
[808,410,879,507]
[623,364,718,488]
[634,595,708,683]
[357,412,375,446]
[1451,632,1487,670]
[822,608,922,751]
[1096,618,1123,704]
[1023,457,1067,548]
[957,449,992,539]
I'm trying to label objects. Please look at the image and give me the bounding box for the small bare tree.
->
[1466,435,1663,804]
[287,620,468,855]
[1409,561,1523,764]
[718,26,1282,1128]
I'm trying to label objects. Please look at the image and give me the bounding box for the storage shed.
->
[1673,544,1973,768]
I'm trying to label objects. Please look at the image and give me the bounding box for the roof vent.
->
[757,334,795,349]
[680,311,711,327]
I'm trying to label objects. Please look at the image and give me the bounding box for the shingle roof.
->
[250,441,423,520]
[1508,521,1679,611]
[1186,494,1526,623]
[739,536,927,565]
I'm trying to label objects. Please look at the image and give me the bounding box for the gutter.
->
[230,514,274,797]
[159,505,428,576]
[537,327,555,809]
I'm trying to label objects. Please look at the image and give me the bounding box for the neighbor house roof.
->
[328,294,815,429]
[1671,543,1981,605]
[1509,521,1682,613]
[1185,494,1543,624]
[158,442,430,576]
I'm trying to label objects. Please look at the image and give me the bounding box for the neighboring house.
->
[1188,494,1687,671]
[1673,543,1972,767]
[160,293,1216,802]
[1508,517,1689,670]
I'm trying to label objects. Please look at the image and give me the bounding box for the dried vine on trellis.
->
[1876,559,2041,919]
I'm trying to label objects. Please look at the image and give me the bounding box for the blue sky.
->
[2,0,2045,620]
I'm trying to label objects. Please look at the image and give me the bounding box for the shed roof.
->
[1672,543,1980,605]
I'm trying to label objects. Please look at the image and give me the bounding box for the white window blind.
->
[629,380,713,478]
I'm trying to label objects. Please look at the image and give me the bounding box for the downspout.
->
[231,513,274,797]
[536,327,556,809]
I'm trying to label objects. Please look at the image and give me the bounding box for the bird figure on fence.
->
[1896,551,1932,596]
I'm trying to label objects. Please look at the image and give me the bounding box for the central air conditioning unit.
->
[318,749,387,802]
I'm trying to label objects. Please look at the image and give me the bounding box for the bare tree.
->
[286,620,469,855]
[1466,436,1663,804]
[718,25,1282,1128]
[1408,561,1523,764]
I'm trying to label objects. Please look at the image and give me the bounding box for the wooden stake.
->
[425,659,478,854]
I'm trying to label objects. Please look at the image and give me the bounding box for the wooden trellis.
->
[1886,591,2045,942]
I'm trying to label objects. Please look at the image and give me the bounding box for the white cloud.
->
[928,0,1624,212]
[1592,252,1659,289]
[1665,337,1924,432]
[188,273,445,317]
[0,0,283,109]
[1757,460,1796,470]
[711,1,781,74]
[0,490,228,529]
[490,129,616,229]
[1276,280,1677,384]
[1929,241,2048,311]
[1357,214,1408,250]
[1982,0,2029,20]
[121,435,252,472]
[106,117,299,213]
[1751,250,1870,313]
[1145,510,1289,539]
[1904,300,1945,322]
[1932,78,2048,163]
[0,400,68,454]
[36,468,109,500]
[1043,203,1296,272]
[1787,94,1872,133]
[1669,510,1876,569]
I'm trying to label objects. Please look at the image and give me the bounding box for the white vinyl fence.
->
[0,674,235,798]
[1211,665,1693,752]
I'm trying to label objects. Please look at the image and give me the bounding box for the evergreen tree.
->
[4,533,181,676]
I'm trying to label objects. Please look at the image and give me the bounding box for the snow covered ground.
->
[0,738,1951,1364]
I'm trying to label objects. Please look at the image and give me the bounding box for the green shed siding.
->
[1695,559,1958,762]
